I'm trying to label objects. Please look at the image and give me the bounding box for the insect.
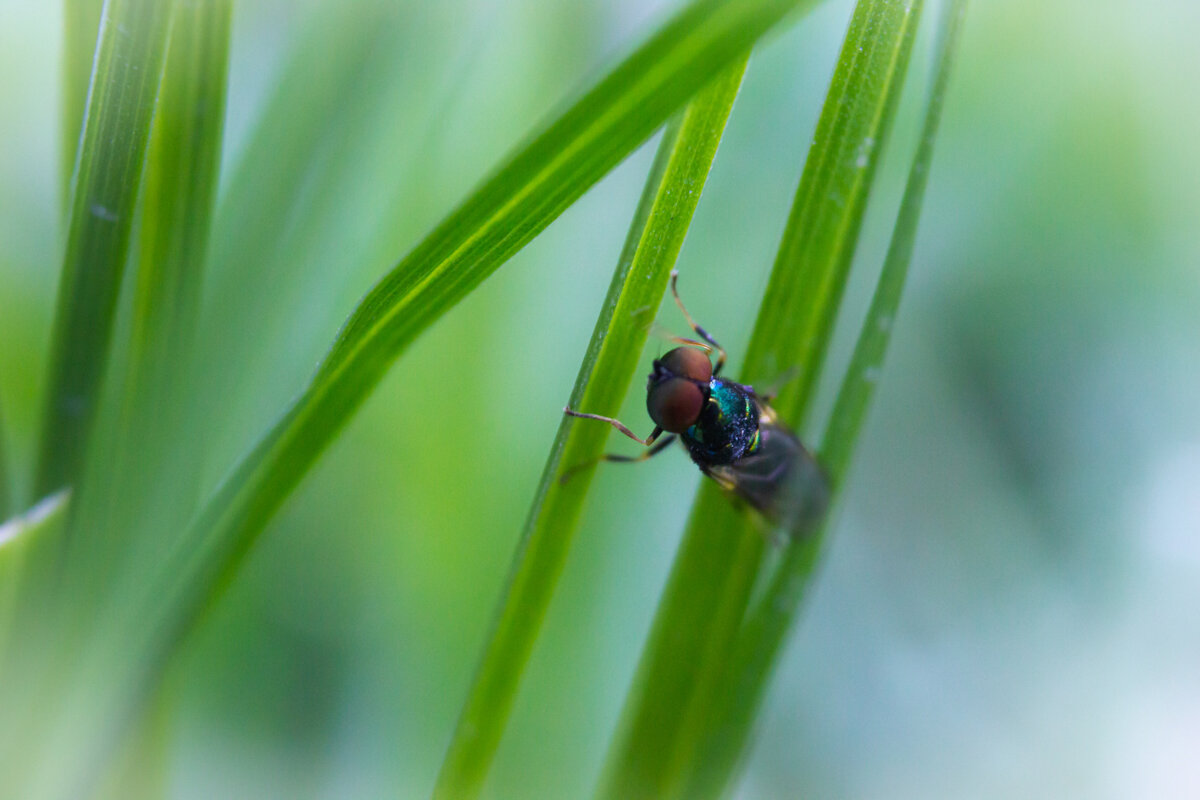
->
[564,272,830,534]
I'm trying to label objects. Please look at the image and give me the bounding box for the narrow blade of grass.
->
[823,0,966,481]
[68,0,233,600]
[0,491,69,663]
[0,406,9,521]
[196,3,440,472]
[205,2,394,286]
[434,58,749,800]
[0,3,232,793]
[127,0,231,452]
[694,8,970,794]
[34,0,173,497]
[596,2,924,798]
[197,1,401,406]
[6,0,814,792]
[60,0,104,213]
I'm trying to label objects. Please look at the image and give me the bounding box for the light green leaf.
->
[196,2,404,436]
[128,0,231,449]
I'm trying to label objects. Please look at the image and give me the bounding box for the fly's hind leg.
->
[670,270,727,376]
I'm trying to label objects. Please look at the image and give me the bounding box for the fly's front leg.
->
[561,408,674,483]
[670,270,727,376]
[563,408,662,446]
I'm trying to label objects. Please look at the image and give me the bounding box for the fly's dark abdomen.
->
[680,378,760,466]
[704,423,830,529]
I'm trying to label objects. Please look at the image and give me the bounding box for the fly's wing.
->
[703,421,830,536]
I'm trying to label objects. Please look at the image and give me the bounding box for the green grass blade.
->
[746,0,920,417]
[205,3,393,286]
[60,0,104,212]
[433,58,749,800]
[686,3,969,795]
[0,406,9,521]
[823,0,966,481]
[196,3,442,471]
[67,0,233,594]
[0,4,232,791]
[0,492,69,661]
[128,0,231,440]
[198,2,399,392]
[596,2,924,798]
[34,0,173,497]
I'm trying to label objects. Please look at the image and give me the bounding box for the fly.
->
[564,272,830,534]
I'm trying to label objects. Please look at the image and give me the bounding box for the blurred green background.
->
[2,0,1199,797]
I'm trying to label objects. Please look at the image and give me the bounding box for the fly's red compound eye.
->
[647,377,705,433]
[657,346,712,383]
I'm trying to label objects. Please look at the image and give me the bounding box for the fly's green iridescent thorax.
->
[680,378,760,466]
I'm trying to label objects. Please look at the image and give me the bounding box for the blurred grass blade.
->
[199,2,399,402]
[0,407,9,520]
[685,2,968,796]
[596,2,924,798]
[14,0,815,789]
[34,0,173,497]
[434,58,749,800]
[128,0,231,450]
[0,492,69,659]
[745,0,920,417]
[68,0,233,590]
[197,3,440,472]
[61,0,104,212]
[206,3,393,285]
[823,0,966,480]
[0,2,232,793]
